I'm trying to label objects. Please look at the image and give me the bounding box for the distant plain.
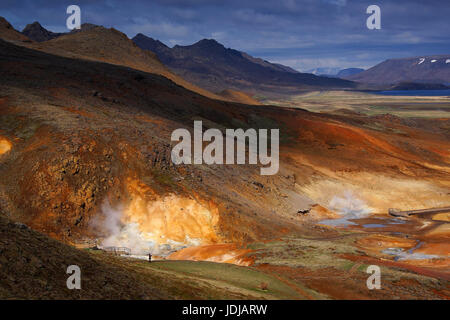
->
[265,91,450,119]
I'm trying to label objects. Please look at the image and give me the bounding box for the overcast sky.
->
[1,0,449,71]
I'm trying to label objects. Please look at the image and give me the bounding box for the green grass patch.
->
[144,260,301,299]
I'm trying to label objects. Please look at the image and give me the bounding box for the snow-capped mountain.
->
[345,55,450,85]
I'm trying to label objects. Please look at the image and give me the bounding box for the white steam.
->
[319,191,373,227]
[92,200,199,256]
[329,190,372,218]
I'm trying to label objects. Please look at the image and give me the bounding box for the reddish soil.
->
[168,243,254,266]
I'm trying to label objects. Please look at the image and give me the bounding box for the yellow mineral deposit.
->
[0,137,12,155]
[123,194,220,244]
[120,178,220,246]
[122,178,219,244]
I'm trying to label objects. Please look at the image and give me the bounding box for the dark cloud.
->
[1,0,449,70]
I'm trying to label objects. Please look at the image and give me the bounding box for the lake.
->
[375,89,450,96]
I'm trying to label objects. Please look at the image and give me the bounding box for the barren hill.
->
[0,17,31,43]
[0,215,169,299]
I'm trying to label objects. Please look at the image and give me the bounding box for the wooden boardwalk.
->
[389,207,450,217]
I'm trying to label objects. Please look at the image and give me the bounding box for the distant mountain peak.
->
[132,33,171,58]
[22,21,63,42]
[133,33,169,48]
[196,38,220,45]
[189,38,225,50]
[22,21,47,34]
[25,21,42,28]
[134,32,150,40]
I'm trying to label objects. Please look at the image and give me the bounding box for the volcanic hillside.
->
[1,36,449,253]
[0,38,307,246]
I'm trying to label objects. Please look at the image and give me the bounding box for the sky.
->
[1,0,449,71]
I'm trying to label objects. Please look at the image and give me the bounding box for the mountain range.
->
[3,17,449,96]
[132,33,355,95]
[5,20,225,101]
[14,20,356,98]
